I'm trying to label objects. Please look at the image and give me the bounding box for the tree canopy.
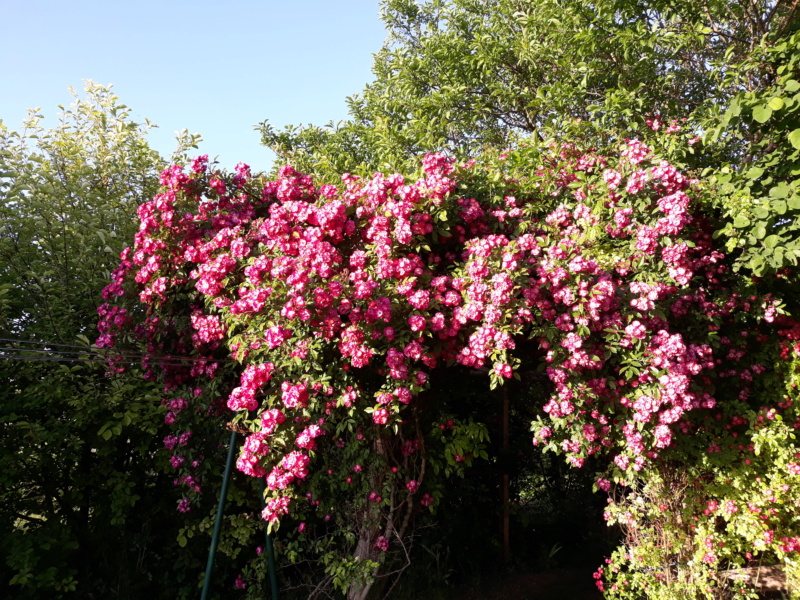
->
[0,83,210,599]
[261,0,799,178]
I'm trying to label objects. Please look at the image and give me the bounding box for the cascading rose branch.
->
[98,136,800,555]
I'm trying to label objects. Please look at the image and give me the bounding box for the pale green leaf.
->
[788,128,800,150]
[752,105,773,123]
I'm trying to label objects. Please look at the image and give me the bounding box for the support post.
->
[200,430,239,600]
[501,386,510,563]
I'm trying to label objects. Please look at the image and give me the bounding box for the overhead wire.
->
[0,337,106,350]
[0,336,234,366]
[0,336,228,359]
[0,354,140,366]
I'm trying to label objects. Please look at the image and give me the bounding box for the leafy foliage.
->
[0,82,208,599]
[260,0,799,180]
[711,30,800,280]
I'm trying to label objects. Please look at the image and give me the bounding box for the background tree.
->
[260,0,799,180]
[0,82,208,599]
[707,29,800,281]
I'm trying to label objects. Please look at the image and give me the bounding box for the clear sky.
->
[0,0,387,170]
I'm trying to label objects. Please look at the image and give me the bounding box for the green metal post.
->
[200,430,238,600]
[259,478,280,599]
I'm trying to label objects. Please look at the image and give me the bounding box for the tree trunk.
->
[347,490,386,600]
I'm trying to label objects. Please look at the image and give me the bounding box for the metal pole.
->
[259,478,280,599]
[501,386,510,563]
[200,430,238,600]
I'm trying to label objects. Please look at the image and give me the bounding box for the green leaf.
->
[752,105,773,123]
[769,97,785,111]
[789,128,800,150]
[754,206,771,219]
[749,254,765,276]
[771,183,790,198]
[746,167,764,180]
[733,215,750,228]
[785,79,800,92]
[771,246,786,267]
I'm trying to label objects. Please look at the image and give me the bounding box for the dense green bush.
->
[0,83,213,599]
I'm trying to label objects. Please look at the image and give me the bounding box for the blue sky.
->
[1,0,387,169]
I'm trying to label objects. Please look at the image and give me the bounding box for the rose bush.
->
[101,119,800,597]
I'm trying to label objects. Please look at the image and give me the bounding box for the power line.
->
[0,337,203,359]
[0,337,104,350]
[0,336,235,366]
[0,345,108,356]
[0,344,214,363]
[0,354,139,366]
[0,354,222,368]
